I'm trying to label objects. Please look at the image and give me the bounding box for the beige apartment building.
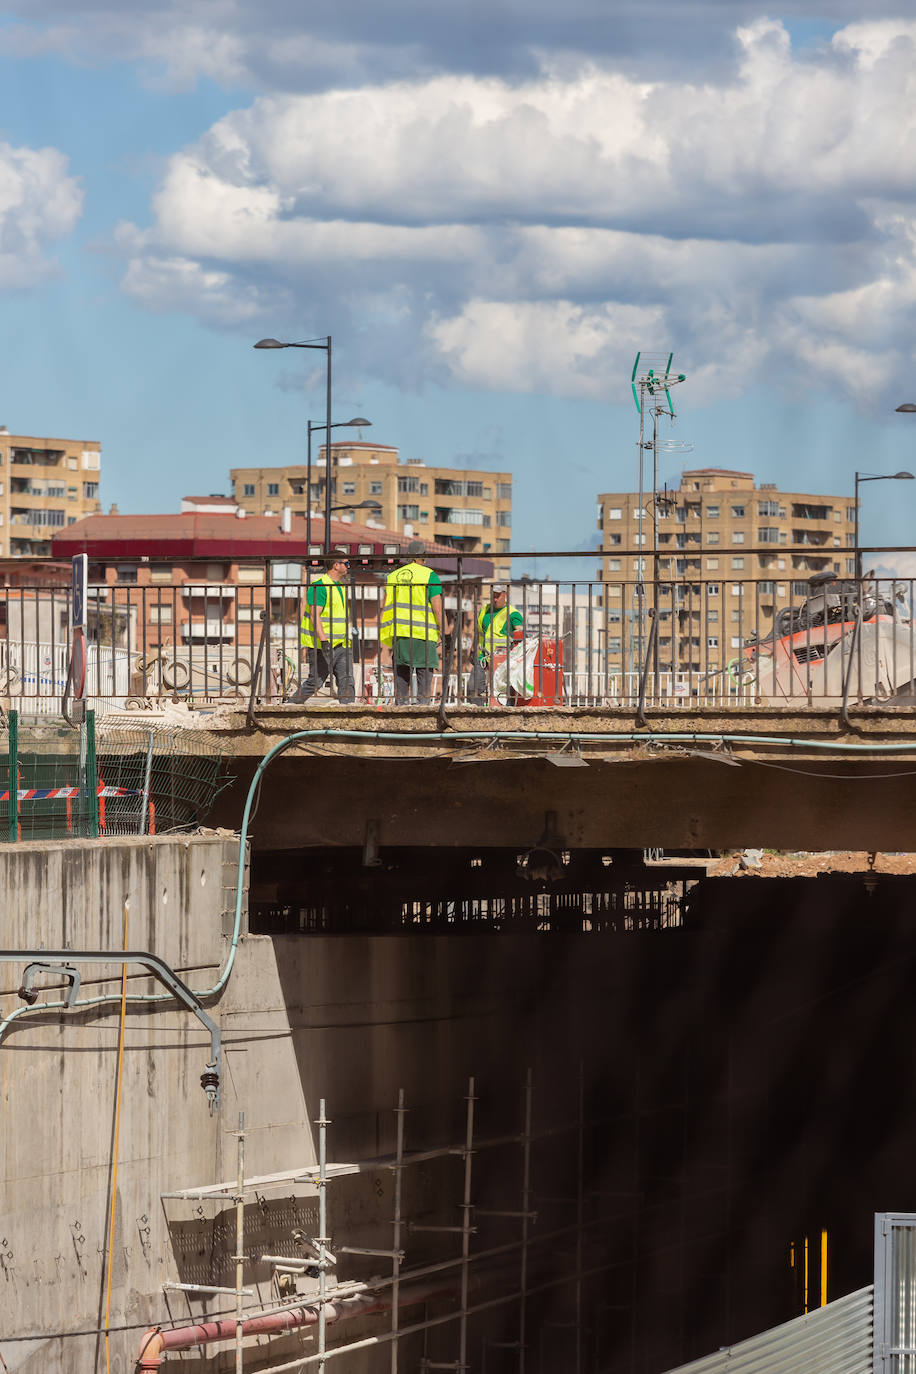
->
[230,442,513,579]
[0,429,102,557]
[597,468,857,676]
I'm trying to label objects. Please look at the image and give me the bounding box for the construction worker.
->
[379,539,443,704]
[289,552,355,704]
[468,583,524,704]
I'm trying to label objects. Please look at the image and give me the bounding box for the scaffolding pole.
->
[519,1067,533,1374]
[235,1111,246,1374]
[576,1063,585,1374]
[391,1087,406,1374]
[317,1098,330,1374]
[458,1075,477,1373]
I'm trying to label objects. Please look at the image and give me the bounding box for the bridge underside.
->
[216,752,916,855]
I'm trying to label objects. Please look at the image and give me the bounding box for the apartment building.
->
[597,469,857,676]
[0,429,102,557]
[230,443,513,579]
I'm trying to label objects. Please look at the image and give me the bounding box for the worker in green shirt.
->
[468,583,525,704]
[289,552,355,704]
[379,540,443,704]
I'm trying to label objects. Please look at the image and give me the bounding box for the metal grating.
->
[663,1286,874,1374]
[875,1214,916,1374]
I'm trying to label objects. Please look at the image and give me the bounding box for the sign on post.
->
[71,554,88,704]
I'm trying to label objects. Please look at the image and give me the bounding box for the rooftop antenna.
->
[629,353,688,662]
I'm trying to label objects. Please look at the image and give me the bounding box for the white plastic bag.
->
[491,637,540,700]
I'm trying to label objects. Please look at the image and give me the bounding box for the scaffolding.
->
[156,1067,624,1373]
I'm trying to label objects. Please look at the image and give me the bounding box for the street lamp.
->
[328,499,383,517]
[854,470,914,580]
[895,403,916,413]
[307,418,372,551]
[253,336,340,551]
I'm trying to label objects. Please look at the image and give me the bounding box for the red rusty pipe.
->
[137,1278,460,1368]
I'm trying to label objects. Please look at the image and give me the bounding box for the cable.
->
[743,757,916,780]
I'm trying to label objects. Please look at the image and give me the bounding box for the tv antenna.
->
[628,352,689,662]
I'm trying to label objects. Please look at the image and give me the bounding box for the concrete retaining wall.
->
[0,836,602,1373]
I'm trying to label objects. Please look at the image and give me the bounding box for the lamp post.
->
[254,337,358,552]
[853,470,914,580]
[895,403,916,413]
[307,418,372,552]
[327,499,383,517]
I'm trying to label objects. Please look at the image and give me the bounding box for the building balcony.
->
[181,620,235,641]
[180,584,237,598]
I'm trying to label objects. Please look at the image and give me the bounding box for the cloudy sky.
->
[2,1,916,555]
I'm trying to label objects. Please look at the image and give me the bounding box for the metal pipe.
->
[519,1067,533,1374]
[391,1087,406,1374]
[235,1112,245,1374]
[458,1076,476,1373]
[317,1098,330,1374]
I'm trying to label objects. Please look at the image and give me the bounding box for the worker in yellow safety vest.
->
[288,552,355,704]
[468,583,524,704]
[379,539,443,704]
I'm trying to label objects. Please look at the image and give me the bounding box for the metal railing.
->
[1,563,914,714]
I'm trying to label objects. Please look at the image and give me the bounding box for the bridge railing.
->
[0,567,914,713]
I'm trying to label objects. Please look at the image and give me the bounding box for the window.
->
[398,504,419,520]
[707,560,719,571]
[707,609,719,622]
[116,565,138,583]
[608,638,622,654]
[482,486,491,500]
[759,581,774,594]
[370,481,383,495]
[758,500,781,517]
[243,484,255,497]
[707,636,719,648]
[847,507,856,522]
[149,566,172,584]
[846,558,856,574]
[833,511,842,523]
[497,483,512,500]
[398,476,420,493]
[205,562,226,581]
[706,531,719,544]
[606,559,621,571]
[237,566,264,584]
[633,532,646,545]
[41,509,66,526]
[420,511,429,522]
[498,511,511,527]
[342,482,356,495]
[83,482,99,500]
[82,450,100,470]
[421,483,429,496]
[466,481,483,498]
[633,558,645,572]
[498,539,511,552]
[731,583,744,595]
[731,505,746,518]
[730,637,742,649]
[706,505,719,518]
[731,557,744,570]
[267,483,279,497]
[606,533,621,546]
[732,531,745,544]
[758,527,781,543]
[731,609,742,621]
[793,503,830,520]
[606,507,622,520]
[149,604,173,624]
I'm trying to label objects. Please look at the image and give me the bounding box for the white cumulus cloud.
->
[115,16,916,407]
[0,139,82,286]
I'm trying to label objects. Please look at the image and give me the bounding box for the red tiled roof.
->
[50,511,457,560]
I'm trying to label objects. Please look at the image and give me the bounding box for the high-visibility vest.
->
[300,575,349,649]
[477,602,521,655]
[380,563,439,647]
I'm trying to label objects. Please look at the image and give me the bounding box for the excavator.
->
[734,569,916,705]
